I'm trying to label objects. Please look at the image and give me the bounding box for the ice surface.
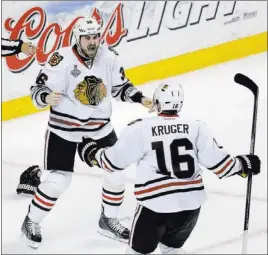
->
[1,53,267,254]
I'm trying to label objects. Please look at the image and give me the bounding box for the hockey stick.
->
[234,73,259,254]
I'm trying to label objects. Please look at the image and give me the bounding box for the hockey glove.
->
[78,137,100,167]
[236,155,261,178]
[16,165,41,195]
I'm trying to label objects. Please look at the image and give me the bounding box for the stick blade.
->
[234,73,258,96]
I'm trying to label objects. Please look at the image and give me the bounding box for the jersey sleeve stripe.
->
[99,150,115,172]
[30,85,51,108]
[102,159,113,172]
[207,155,230,170]
[103,151,124,171]
[215,159,234,176]
[219,158,237,178]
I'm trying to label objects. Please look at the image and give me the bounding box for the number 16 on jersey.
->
[152,138,195,179]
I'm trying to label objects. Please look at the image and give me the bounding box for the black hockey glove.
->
[16,165,41,195]
[78,137,100,167]
[236,155,261,178]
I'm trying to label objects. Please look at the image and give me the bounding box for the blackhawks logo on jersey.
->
[48,52,63,67]
[74,76,107,105]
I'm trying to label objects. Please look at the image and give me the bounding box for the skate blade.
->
[97,228,129,244]
[20,233,40,250]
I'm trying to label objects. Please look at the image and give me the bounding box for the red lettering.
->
[5,7,46,72]
[101,3,127,47]
[3,3,127,73]
[5,7,46,39]
[91,8,103,27]
[61,17,82,47]
[37,17,82,64]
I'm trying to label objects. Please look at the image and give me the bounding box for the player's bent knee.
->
[41,170,72,197]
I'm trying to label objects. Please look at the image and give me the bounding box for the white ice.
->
[1,52,267,254]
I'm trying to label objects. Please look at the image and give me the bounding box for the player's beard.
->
[85,44,98,59]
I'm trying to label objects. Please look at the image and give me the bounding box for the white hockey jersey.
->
[31,44,144,142]
[95,114,242,213]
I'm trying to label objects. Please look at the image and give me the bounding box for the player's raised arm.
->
[30,51,65,109]
[110,57,153,111]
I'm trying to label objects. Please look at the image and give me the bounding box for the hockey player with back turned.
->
[77,82,261,254]
[20,17,153,249]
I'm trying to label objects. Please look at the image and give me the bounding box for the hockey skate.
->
[98,207,130,243]
[21,214,42,249]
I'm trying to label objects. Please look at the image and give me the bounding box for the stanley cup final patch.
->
[70,65,81,77]
[48,52,63,67]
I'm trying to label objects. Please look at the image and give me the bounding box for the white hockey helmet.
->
[73,17,101,45]
[153,83,184,114]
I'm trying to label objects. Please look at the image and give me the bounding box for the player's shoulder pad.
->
[127,118,143,126]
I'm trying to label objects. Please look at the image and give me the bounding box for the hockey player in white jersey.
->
[20,17,153,249]
[77,82,261,254]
